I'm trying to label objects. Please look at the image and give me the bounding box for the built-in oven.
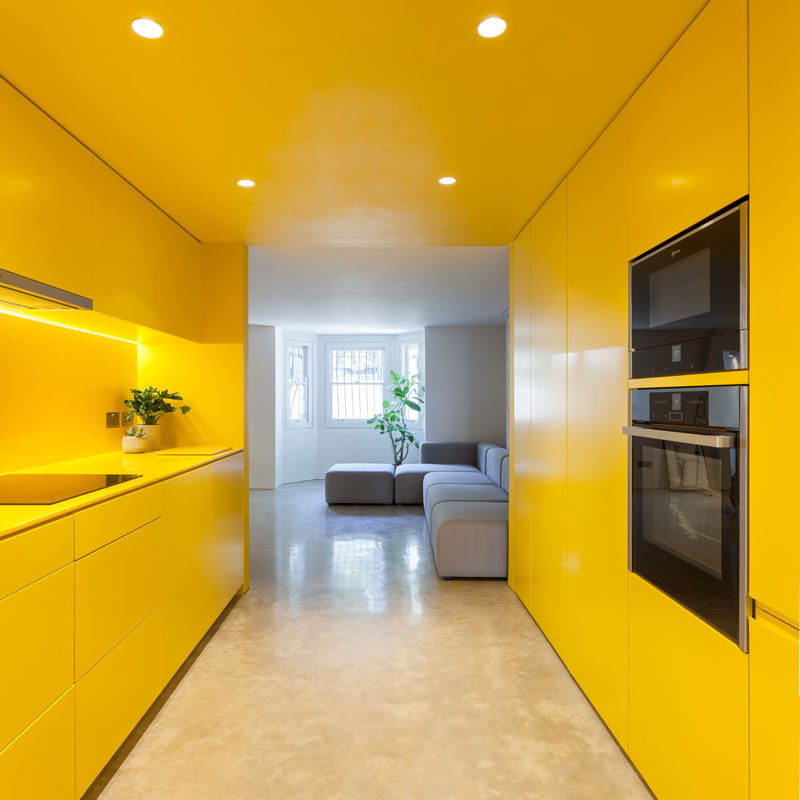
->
[623,386,748,650]
[630,199,748,378]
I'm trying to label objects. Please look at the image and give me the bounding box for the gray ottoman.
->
[325,463,395,505]
[394,463,480,505]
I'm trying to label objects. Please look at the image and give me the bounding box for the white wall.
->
[248,325,278,488]
[424,325,508,447]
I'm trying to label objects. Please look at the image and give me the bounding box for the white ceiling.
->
[248,247,509,333]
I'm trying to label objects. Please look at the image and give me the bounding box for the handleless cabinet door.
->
[210,453,245,618]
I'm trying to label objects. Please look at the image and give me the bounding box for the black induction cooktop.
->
[0,474,142,505]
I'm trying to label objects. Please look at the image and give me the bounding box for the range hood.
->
[0,268,92,310]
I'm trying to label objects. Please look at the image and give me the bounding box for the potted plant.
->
[121,425,148,454]
[366,371,424,467]
[123,386,190,452]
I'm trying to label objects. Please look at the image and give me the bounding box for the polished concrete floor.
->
[92,481,650,799]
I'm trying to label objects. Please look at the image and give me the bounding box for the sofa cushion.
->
[424,482,509,520]
[420,441,477,467]
[486,447,509,486]
[422,471,493,508]
[394,463,479,504]
[500,455,510,492]
[324,463,395,505]
[429,501,508,578]
[477,442,498,472]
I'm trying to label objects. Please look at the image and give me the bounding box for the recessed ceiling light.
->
[477,16,507,38]
[237,179,256,187]
[131,18,164,39]
[438,177,456,185]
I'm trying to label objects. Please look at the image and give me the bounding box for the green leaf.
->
[405,401,421,412]
[382,400,389,408]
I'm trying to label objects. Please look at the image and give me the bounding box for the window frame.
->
[399,337,424,431]
[285,339,313,430]
[324,342,388,428]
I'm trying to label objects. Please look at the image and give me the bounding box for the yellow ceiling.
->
[0,1,706,246]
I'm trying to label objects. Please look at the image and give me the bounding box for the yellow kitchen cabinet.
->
[74,482,161,559]
[627,0,748,258]
[564,113,630,747]
[0,515,73,602]
[629,575,748,800]
[529,182,568,648]
[162,466,214,681]
[209,453,245,618]
[75,518,163,679]
[0,564,74,752]
[509,221,533,606]
[76,607,163,797]
[749,611,799,800]
[749,0,800,626]
[0,686,75,800]
[0,77,92,297]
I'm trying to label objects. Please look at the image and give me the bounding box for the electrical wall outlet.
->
[106,412,120,428]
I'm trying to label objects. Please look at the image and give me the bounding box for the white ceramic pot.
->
[139,424,162,452]
[122,434,148,454]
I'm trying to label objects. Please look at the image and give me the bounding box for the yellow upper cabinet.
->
[749,0,800,626]
[0,78,92,296]
[509,221,533,608]
[564,113,630,747]
[529,182,568,646]
[627,0,748,258]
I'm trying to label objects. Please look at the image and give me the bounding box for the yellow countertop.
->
[0,448,243,540]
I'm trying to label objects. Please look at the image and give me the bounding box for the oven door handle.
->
[621,425,735,449]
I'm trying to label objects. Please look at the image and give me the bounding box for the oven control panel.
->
[648,390,709,425]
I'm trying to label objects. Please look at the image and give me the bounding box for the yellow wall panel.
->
[749,0,800,626]
[0,687,75,800]
[0,565,74,753]
[529,182,568,646]
[564,114,630,746]
[629,575,748,800]
[749,612,800,800]
[210,453,245,617]
[627,0,748,258]
[509,222,533,606]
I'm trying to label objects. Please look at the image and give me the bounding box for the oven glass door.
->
[631,432,741,643]
[630,204,744,352]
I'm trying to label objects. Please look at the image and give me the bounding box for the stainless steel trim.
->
[621,425,735,449]
[626,393,633,571]
[0,268,93,310]
[738,329,748,371]
[739,200,749,335]
[738,385,749,651]
[628,200,746,266]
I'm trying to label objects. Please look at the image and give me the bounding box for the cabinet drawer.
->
[0,686,75,800]
[0,564,74,751]
[76,606,163,797]
[75,483,161,558]
[75,518,163,678]
[0,515,73,600]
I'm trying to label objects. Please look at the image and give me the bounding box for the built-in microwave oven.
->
[629,199,748,378]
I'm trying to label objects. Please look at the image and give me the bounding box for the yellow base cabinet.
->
[629,575,748,800]
[0,565,74,753]
[749,612,800,800]
[210,452,245,617]
[0,687,75,800]
[76,607,164,797]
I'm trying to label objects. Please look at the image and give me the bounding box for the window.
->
[327,345,385,425]
[401,341,422,425]
[286,342,311,428]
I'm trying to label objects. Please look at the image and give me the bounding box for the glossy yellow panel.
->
[0,565,74,751]
[210,453,245,618]
[75,519,163,678]
[0,686,75,800]
[749,0,800,626]
[0,77,91,294]
[627,0,748,258]
[162,467,214,681]
[627,369,748,390]
[749,611,800,800]
[529,182,568,645]
[76,607,163,797]
[564,114,629,746]
[74,483,161,559]
[629,575,748,800]
[509,221,532,606]
[0,515,73,600]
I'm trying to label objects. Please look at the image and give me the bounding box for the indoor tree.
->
[367,371,424,467]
